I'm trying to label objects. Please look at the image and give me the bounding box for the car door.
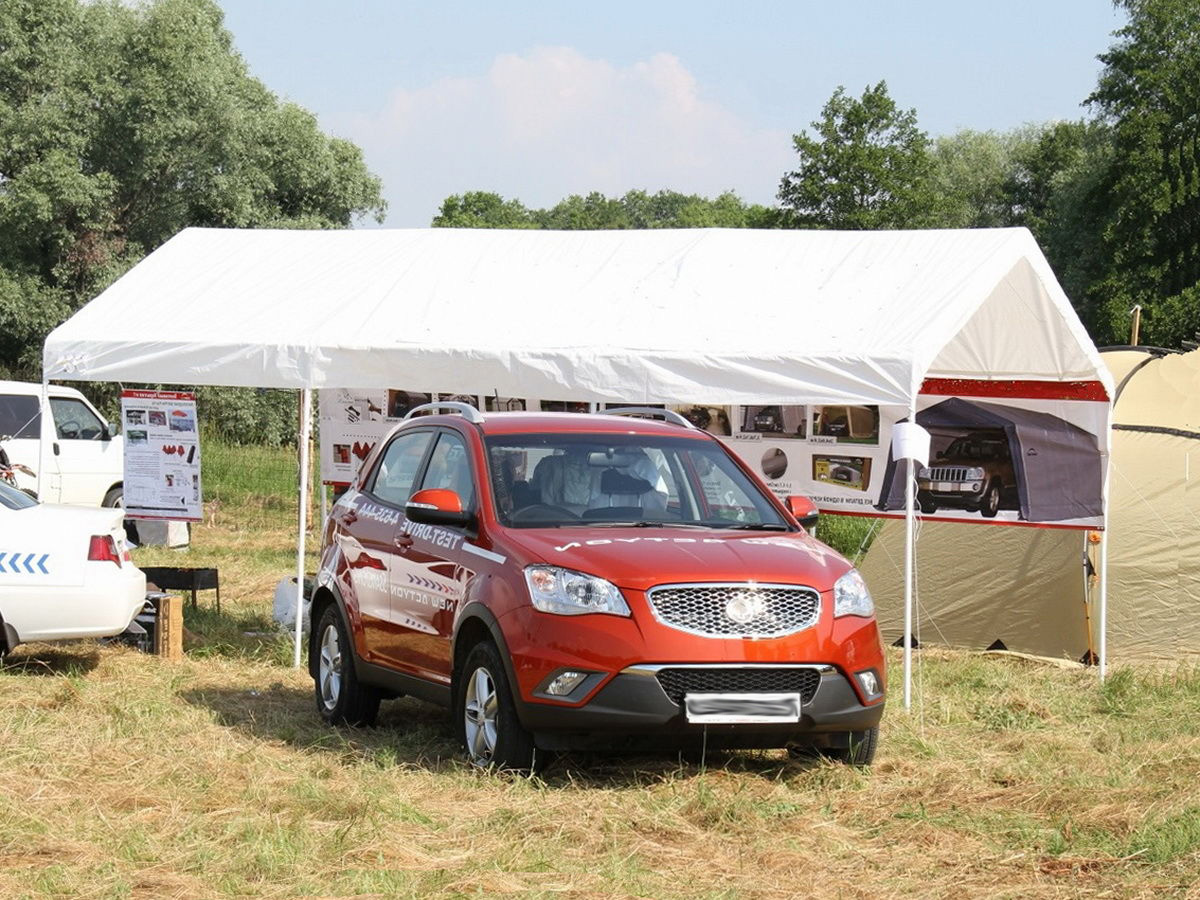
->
[388,428,478,683]
[341,428,434,664]
[48,394,120,505]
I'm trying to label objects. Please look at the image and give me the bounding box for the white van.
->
[0,381,124,507]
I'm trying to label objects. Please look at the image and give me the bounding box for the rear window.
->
[0,394,40,439]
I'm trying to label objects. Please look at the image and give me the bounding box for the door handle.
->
[393,532,414,550]
[339,508,358,525]
[53,442,60,456]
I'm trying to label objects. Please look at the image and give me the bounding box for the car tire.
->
[102,486,124,508]
[791,726,878,766]
[455,640,537,772]
[980,483,1001,518]
[917,494,937,514]
[313,604,381,727]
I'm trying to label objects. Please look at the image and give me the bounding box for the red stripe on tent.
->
[823,508,1103,531]
[919,378,1109,402]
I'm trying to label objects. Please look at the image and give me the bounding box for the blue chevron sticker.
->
[0,550,51,575]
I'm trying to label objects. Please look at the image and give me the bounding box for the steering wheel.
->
[59,420,81,439]
[509,504,580,523]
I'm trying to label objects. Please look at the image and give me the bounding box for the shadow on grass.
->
[180,681,827,786]
[1,645,101,676]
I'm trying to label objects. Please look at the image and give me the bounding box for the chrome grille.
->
[647,583,820,638]
[924,466,970,482]
[656,668,822,706]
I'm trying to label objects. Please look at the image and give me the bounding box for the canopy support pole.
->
[1098,449,1111,681]
[293,388,313,668]
[902,381,918,710]
[38,375,50,501]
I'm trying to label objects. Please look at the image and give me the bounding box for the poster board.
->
[319,386,1107,530]
[120,390,202,521]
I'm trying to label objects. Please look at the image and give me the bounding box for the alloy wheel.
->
[463,665,499,765]
[318,624,342,711]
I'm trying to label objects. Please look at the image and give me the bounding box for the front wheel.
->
[790,726,879,766]
[980,483,1001,518]
[313,605,380,727]
[455,641,537,771]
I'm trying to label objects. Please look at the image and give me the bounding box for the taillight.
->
[88,535,122,567]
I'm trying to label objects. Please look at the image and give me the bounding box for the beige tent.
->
[861,346,1200,663]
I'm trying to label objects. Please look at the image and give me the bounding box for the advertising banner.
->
[319,385,1107,530]
[120,390,202,521]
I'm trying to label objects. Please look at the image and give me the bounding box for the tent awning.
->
[42,226,1111,405]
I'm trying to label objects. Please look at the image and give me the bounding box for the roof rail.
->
[404,402,484,425]
[604,407,695,429]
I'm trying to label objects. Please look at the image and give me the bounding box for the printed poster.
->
[120,390,202,521]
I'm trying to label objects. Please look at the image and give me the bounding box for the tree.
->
[0,0,385,380]
[777,81,940,229]
[1088,0,1200,346]
[432,188,772,230]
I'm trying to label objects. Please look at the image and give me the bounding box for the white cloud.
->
[340,47,793,226]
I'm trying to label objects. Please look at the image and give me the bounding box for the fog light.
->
[856,669,881,697]
[970,482,981,491]
[546,671,588,696]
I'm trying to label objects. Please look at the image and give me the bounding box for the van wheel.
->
[455,641,537,772]
[314,605,380,726]
[102,486,124,508]
[980,483,1001,518]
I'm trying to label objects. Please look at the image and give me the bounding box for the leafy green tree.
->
[431,191,536,228]
[433,188,771,230]
[0,0,385,380]
[777,81,941,229]
[1088,0,1200,345]
[929,128,1035,229]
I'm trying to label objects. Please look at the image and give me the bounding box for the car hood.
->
[502,527,852,592]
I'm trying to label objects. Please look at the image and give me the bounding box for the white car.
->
[0,380,125,506]
[0,482,145,656]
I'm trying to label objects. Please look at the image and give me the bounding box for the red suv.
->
[310,404,885,769]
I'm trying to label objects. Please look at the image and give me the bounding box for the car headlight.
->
[524,566,631,617]
[966,467,986,480]
[833,569,875,618]
[916,466,931,479]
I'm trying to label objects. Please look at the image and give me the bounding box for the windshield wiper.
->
[722,522,791,531]
[586,520,712,529]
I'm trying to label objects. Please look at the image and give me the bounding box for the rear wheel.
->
[455,641,536,771]
[102,486,123,508]
[313,605,380,726]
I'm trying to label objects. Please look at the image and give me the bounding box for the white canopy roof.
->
[43,226,1111,405]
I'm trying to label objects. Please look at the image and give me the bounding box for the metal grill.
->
[647,583,820,637]
[656,668,822,706]
[924,466,970,482]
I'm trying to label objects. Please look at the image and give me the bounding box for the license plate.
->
[684,692,801,724]
[935,482,954,491]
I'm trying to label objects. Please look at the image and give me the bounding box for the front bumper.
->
[516,664,885,751]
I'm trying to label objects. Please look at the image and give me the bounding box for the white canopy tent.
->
[43,226,1114,698]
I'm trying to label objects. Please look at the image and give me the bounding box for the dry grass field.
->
[2,449,1198,898]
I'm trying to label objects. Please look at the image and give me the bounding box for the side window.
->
[0,394,41,439]
[50,397,105,440]
[419,432,476,510]
[688,450,766,523]
[369,431,433,506]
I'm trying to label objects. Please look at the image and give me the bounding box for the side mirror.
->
[102,422,119,441]
[405,488,474,528]
[785,495,819,533]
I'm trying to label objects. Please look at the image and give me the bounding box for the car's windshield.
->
[945,435,1008,461]
[0,481,37,510]
[485,433,790,529]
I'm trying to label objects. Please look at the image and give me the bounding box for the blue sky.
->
[215,1,1126,227]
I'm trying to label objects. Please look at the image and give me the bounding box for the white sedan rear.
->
[0,482,146,654]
